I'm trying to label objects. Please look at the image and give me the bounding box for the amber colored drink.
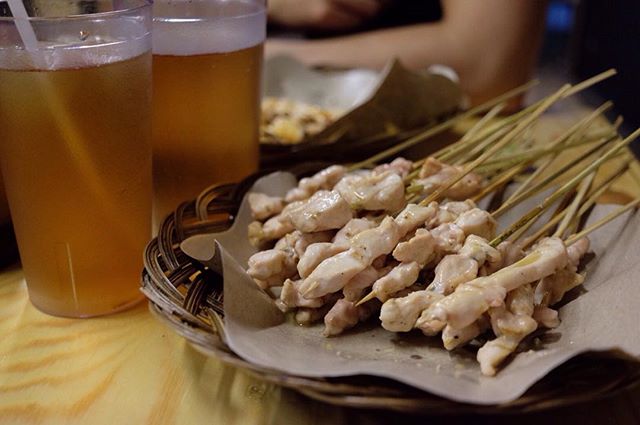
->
[152,44,262,222]
[0,53,152,317]
[151,0,266,225]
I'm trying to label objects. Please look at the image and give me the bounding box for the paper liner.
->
[181,172,640,405]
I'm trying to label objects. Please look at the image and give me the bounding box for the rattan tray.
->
[140,169,640,414]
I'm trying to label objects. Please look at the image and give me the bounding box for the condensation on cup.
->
[151,0,266,226]
[0,0,153,317]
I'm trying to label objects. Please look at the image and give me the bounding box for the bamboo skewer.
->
[521,159,631,249]
[418,85,572,207]
[353,71,621,307]
[492,135,616,218]
[565,198,640,246]
[477,131,614,173]
[437,103,507,163]
[490,129,640,247]
[553,172,596,238]
[349,80,539,171]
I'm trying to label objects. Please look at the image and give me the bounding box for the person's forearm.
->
[276,23,453,71]
[267,0,547,106]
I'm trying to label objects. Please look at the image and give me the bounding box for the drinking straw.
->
[6,0,46,68]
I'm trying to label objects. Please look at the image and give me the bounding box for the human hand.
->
[268,0,384,31]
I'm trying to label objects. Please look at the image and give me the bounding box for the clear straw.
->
[6,0,45,68]
[7,0,38,49]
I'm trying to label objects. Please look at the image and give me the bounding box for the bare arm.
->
[266,0,547,105]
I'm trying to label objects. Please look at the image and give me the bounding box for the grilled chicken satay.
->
[372,157,413,178]
[427,200,477,228]
[248,193,285,221]
[276,278,325,312]
[335,171,407,212]
[531,236,590,328]
[477,284,538,376]
[299,203,438,299]
[288,190,354,233]
[416,157,485,200]
[298,218,377,278]
[285,165,347,203]
[248,200,305,247]
[299,217,402,299]
[370,217,498,304]
[379,235,500,332]
[246,230,334,289]
[416,237,569,335]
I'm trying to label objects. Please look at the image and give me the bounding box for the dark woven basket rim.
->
[140,170,640,414]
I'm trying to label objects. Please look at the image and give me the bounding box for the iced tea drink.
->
[0,0,153,317]
[152,0,265,225]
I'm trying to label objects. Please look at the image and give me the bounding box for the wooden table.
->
[1,102,640,425]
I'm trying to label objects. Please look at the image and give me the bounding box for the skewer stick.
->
[521,159,631,249]
[477,130,614,172]
[349,80,539,170]
[503,102,615,203]
[447,123,515,166]
[553,172,596,238]
[492,135,615,218]
[355,291,377,307]
[418,84,572,207]
[471,162,527,202]
[437,103,506,163]
[404,124,514,184]
[490,128,640,246]
[565,198,640,246]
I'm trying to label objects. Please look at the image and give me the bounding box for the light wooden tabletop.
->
[1,103,640,425]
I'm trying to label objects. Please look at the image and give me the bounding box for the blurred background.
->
[542,0,639,154]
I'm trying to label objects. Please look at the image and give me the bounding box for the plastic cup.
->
[151,0,266,226]
[0,0,153,317]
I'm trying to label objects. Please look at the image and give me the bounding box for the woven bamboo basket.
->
[140,167,640,414]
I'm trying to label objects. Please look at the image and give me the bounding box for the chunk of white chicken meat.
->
[371,262,421,302]
[442,316,489,350]
[394,202,438,236]
[392,228,436,266]
[416,157,484,200]
[343,266,386,302]
[299,203,434,300]
[335,171,406,212]
[297,218,377,278]
[428,255,479,295]
[427,200,477,228]
[323,298,381,337]
[454,208,497,240]
[459,235,502,270]
[275,279,325,312]
[246,249,297,290]
[534,237,589,306]
[285,165,347,202]
[380,290,443,332]
[416,237,569,334]
[297,243,345,279]
[430,223,466,256]
[481,240,525,276]
[299,217,401,299]
[477,284,538,376]
[248,193,284,221]
[247,230,333,288]
[287,190,353,233]
[372,157,413,178]
[248,200,305,247]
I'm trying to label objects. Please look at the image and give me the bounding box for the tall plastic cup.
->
[0,0,153,317]
[152,0,266,226]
